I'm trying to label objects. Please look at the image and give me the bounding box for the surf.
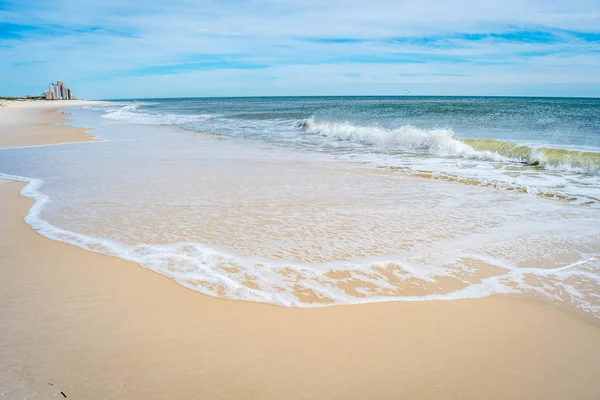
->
[463,139,600,174]
[300,119,600,175]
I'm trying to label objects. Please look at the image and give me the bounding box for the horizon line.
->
[95,94,600,101]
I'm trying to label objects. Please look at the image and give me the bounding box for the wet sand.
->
[1,105,600,399]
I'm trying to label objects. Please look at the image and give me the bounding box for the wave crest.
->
[300,119,600,175]
[465,139,600,175]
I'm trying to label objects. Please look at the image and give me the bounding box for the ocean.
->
[105,96,600,202]
[1,96,599,316]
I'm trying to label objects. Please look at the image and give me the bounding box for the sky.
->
[1,0,599,99]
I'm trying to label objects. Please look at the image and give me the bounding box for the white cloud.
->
[0,0,599,97]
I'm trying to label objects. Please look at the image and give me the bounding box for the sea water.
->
[1,97,599,315]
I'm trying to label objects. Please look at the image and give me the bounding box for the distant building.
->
[50,83,60,99]
[47,81,76,100]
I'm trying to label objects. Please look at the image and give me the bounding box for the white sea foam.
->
[102,104,215,125]
[302,119,600,176]
[2,171,599,316]
[302,119,508,160]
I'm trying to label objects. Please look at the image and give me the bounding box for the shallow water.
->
[101,97,600,204]
[1,98,599,316]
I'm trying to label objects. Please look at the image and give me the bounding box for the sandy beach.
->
[0,100,104,148]
[1,104,600,400]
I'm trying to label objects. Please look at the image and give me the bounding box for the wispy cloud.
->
[0,0,599,98]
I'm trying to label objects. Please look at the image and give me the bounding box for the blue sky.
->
[1,0,599,99]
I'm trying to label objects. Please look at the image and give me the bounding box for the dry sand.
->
[1,105,600,400]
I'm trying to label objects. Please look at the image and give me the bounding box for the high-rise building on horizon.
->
[45,81,76,100]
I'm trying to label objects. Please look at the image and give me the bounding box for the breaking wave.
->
[464,139,600,175]
[300,119,600,175]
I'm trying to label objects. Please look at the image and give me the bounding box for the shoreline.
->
[1,105,600,399]
[4,161,600,323]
